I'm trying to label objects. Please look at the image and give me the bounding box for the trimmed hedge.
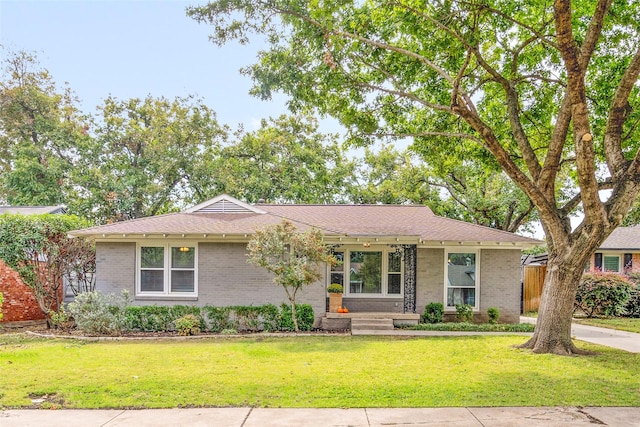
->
[122,303,314,333]
[279,303,315,332]
[124,305,203,332]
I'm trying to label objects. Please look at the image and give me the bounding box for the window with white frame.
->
[139,244,196,295]
[446,251,478,309]
[603,255,620,272]
[330,248,402,297]
[387,251,402,294]
[329,252,345,287]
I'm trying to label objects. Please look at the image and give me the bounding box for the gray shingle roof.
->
[71,196,541,246]
[600,226,640,250]
[0,205,66,215]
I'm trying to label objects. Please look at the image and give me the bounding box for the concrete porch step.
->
[321,312,420,332]
[350,317,395,331]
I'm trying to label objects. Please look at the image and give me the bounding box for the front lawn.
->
[0,334,638,409]
[572,317,640,334]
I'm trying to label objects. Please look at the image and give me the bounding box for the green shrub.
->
[202,305,285,333]
[175,314,201,336]
[279,303,314,331]
[68,290,130,335]
[232,305,262,331]
[221,328,238,335]
[202,306,234,332]
[624,284,640,318]
[422,302,444,324]
[487,307,500,324]
[455,304,473,323]
[49,305,73,331]
[575,273,633,317]
[259,304,280,332]
[125,306,173,332]
[124,305,202,332]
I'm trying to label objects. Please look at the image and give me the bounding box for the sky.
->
[0,0,294,130]
[0,1,554,238]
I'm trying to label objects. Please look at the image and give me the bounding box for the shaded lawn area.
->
[1,334,638,409]
[572,317,640,334]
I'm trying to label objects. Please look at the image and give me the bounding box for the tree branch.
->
[603,45,640,178]
[554,0,606,228]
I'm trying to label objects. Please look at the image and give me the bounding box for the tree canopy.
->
[189,0,640,354]
[0,47,546,234]
[0,50,89,206]
[191,114,355,204]
[70,95,225,223]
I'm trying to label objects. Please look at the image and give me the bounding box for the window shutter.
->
[624,253,633,271]
[594,253,603,270]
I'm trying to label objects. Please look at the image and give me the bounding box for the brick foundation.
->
[0,259,46,322]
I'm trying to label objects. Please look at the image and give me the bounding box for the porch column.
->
[403,245,417,313]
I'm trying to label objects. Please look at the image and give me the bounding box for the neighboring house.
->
[0,206,66,215]
[70,195,541,326]
[588,225,640,274]
[0,205,66,322]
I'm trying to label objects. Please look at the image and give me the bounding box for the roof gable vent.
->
[184,194,267,215]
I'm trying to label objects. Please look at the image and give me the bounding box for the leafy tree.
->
[350,145,443,205]
[192,114,355,204]
[71,95,225,223]
[430,164,536,233]
[622,200,640,226]
[0,214,94,327]
[0,50,89,205]
[247,220,337,332]
[351,145,535,232]
[190,1,640,354]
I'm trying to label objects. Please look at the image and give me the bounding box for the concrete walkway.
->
[2,406,640,427]
[520,316,640,353]
[353,316,640,353]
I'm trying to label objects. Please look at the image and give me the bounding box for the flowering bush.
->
[575,273,632,317]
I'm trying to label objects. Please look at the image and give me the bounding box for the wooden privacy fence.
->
[523,264,546,313]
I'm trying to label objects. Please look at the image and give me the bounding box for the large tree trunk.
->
[519,236,600,355]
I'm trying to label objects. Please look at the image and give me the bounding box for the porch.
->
[321,311,420,331]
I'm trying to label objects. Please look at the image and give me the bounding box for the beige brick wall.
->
[96,242,136,295]
[197,243,326,317]
[415,248,445,314]
[96,241,327,324]
[414,247,521,323]
[95,243,520,323]
[479,249,521,323]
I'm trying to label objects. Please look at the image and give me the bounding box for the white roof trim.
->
[184,194,267,214]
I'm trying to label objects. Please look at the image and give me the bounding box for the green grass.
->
[1,334,638,409]
[572,317,640,334]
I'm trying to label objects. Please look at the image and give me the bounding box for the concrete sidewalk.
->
[520,316,640,353]
[2,406,640,427]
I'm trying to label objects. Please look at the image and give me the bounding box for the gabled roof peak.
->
[184,194,267,215]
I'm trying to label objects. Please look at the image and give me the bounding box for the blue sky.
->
[0,0,293,129]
